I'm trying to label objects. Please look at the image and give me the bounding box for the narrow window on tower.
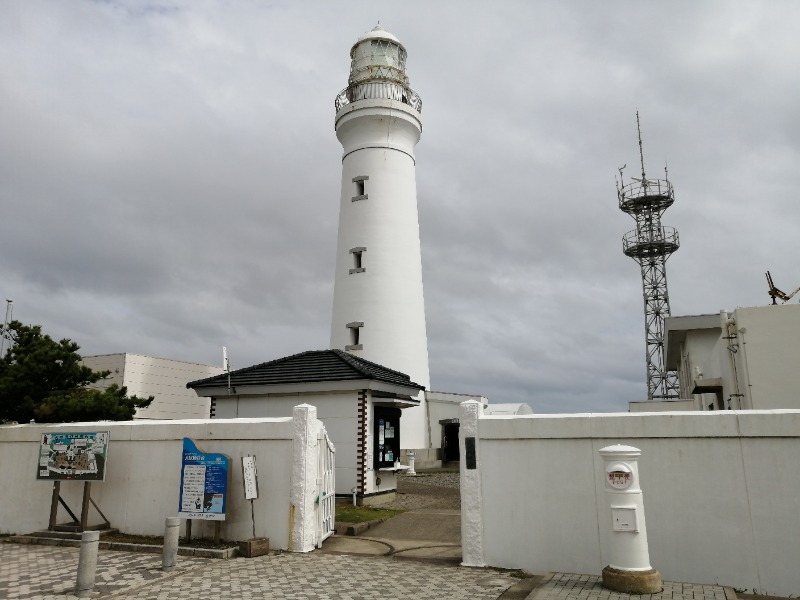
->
[346,322,364,351]
[349,247,366,274]
[352,175,369,201]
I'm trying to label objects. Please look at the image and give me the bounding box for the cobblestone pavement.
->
[0,544,737,600]
[529,573,730,600]
[1,474,735,600]
[0,544,209,599]
[0,543,517,599]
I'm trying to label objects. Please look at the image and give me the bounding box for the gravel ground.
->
[379,471,461,511]
[407,471,461,489]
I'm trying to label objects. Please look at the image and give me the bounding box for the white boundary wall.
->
[460,403,800,597]
[0,404,326,552]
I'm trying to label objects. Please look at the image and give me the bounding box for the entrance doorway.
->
[441,420,460,463]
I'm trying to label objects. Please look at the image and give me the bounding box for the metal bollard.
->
[407,450,416,475]
[75,530,100,597]
[162,517,181,571]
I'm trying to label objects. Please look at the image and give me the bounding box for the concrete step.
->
[24,528,119,541]
[2,534,238,559]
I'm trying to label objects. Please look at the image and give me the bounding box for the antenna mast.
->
[0,299,13,357]
[617,114,680,400]
[766,271,800,304]
[637,112,646,182]
[223,346,232,394]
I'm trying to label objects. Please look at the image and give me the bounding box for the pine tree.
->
[0,321,152,423]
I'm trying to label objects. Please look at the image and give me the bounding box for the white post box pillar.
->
[598,444,662,594]
[407,451,416,475]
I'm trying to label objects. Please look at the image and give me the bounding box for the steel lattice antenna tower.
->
[617,114,680,400]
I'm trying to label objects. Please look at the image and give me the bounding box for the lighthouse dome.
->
[354,23,405,49]
[335,24,422,115]
[348,24,409,87]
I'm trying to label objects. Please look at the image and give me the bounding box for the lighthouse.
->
[330,25,430,450]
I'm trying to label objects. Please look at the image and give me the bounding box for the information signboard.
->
[374,406,401,468]
[242,455,258,500]
[37,432,109,481]
[178,438,230,521]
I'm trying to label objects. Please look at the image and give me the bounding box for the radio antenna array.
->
[766,271,800,304]
[617,114,680,401]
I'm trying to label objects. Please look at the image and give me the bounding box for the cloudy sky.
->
[2,1,798,413]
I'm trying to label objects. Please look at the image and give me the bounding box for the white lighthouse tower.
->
[330,25,430,450]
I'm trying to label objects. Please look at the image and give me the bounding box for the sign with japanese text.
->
[178,438,230,521]
[242,455,258,500]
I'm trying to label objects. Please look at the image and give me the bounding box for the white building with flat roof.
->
[82,353,224,419]
[629,303,800,411]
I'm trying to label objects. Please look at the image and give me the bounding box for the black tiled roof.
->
[187,349,425,391]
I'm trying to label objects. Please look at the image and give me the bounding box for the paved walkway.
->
[337,508,463,561]
[0,542,735,600]
[529,573,732,600]
[0,543,517,599]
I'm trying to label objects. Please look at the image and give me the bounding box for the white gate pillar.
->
[599,444,662,593]
[460,400,485,567]
[289,404,319,553]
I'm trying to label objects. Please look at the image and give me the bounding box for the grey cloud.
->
[2,0,798,414]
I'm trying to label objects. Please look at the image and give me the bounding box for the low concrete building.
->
[82,353,224,419]
[631,303,800,411]
[628,399,695,412]
[406,395,534,467]
[188,349,424,502]
[418,391,488,467]
[484,403,534,416]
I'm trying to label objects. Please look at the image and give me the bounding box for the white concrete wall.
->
[679,328,726,404]
[669,305,800,411]
[214,392,361,496]
[734,305,800,409]
[0,414,324,551]
[330,98,430,450]
[462,407,800,597]
[82,354,224,419]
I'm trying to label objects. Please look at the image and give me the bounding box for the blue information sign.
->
[178,438,230,521]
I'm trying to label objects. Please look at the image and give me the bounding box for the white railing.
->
[335,81,422,113]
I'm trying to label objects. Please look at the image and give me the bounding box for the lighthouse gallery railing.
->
[335,81,422,114]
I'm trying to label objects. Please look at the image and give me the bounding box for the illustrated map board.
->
[37,432,109,481]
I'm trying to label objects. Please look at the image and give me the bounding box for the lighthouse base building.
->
[188,350,426,502]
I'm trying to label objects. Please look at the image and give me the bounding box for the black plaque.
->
[465,437,476,470]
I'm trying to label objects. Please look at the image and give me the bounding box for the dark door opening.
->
[443,423,460,462]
